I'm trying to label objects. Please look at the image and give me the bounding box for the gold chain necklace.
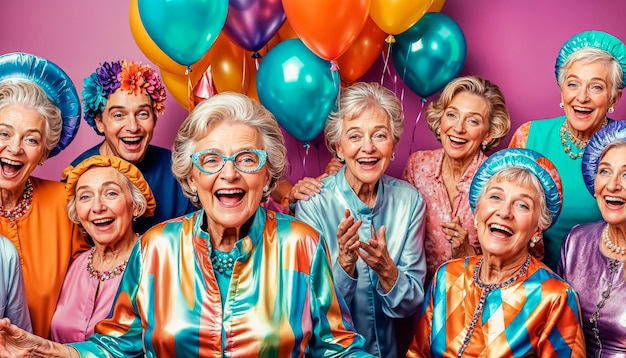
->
[560,118,608,160]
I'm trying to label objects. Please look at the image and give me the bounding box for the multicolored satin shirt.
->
[70,207,373,357]
[408,255,586,357]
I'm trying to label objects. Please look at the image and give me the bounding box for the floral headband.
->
[82,60,166,134]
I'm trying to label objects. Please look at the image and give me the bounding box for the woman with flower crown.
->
[0,53,90,339]
[74,60,196,234]
[509,30,625,271]
[49,155,155,343]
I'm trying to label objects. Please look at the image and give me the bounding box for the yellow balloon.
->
[369,0,435,35]
[161,70,193,111]
[428,0,446,12]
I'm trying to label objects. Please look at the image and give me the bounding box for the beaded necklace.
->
[457,254,532,357]
[560,118,608,160]
[588,258,621,355]
[211,248,237,275]
[86,247,129,281]
[602,224,626,255]
[0,178,33,222]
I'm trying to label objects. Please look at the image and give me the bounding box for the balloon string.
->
[380,42,393,86]
[409,98,427,156]
[241,50,247,93]
[330,61,339,93]
[186,66,195,111]
[301,141,311,178]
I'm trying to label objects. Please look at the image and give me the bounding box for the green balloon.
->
[392,12,467,98]
[257,39,340,142]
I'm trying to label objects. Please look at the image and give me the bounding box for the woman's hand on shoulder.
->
[288,175,327,204]
[442,217,474,258]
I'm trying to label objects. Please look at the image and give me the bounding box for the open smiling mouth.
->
[489,223,513,237]
[121,137,143,146]
[216,189,245,204]
[93,218,114,226]
[0,158,23,176]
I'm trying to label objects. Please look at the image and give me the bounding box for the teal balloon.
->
[257,39,340,142]
[138,0,228,66]
[392,12,467,98]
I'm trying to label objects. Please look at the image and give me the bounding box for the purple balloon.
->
[222,0,286,53]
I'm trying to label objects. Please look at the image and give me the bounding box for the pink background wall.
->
[1,0,625,183]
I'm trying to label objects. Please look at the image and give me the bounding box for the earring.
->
[336,154,345,163]
[529,236,540,248]
[190,186,199,203]
[263,185,269,193]
[608,107,615,113]
[391,152,396,161]
[481,142,488,151]
[436,128,441,136]
[559,102,564,109]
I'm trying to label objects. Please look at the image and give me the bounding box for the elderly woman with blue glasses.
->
[0,92,373,357]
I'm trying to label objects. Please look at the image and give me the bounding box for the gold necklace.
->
[560,118,608,160]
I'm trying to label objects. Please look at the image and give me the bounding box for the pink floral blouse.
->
[402,148,486,283]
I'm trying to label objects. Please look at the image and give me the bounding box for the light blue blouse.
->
[0,235,31,332]
[295,166,427,358]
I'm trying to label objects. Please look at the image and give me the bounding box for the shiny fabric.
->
[555,30,626,87]
[0,235,31,332]
[468,148,563,226]
[509,116,604,271]
[50,250,123,343]
[582,121,626,195]
[71,144,196,234]
[70,207,374,357]
[558,221,626,357]
[295,167,427,358]
[403,148,484,284]
[0,177,89,338]
[408,256,586,357]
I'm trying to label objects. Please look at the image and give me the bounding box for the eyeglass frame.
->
[190,148,268,175]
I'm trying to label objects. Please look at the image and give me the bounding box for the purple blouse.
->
[50,249,123,343]
[558,221,626,357]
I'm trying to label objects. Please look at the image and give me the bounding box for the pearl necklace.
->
[0,178,33,222]
[560,118,608,160]
[458,254,531,357]
[86,247,129,281]
[602,224,626,255]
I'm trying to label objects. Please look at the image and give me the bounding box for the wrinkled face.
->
[0,105,47,192]
[96,89,156,164]
[74,167,137,246]
[595,146,626,226]
[440,92,492,161]
[475,180,542,262]
[561,60,620,135]
[188,121,270,234]
[335,107,395,187]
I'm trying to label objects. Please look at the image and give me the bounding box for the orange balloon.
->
[283,0,371,60]
[277,19,298,41]
[161,70,193,110]
[336,17,386,84]
[369,0,435,35]
[210,35,250,94]
[130,0,212,81]
[428,0,446,12]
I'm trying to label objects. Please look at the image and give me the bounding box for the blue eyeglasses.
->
[191,149,268,175]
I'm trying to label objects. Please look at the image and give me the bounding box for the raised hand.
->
[358,225,398,293]
[336,209,362,277]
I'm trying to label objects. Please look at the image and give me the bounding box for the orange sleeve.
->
[508,122,531,148]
